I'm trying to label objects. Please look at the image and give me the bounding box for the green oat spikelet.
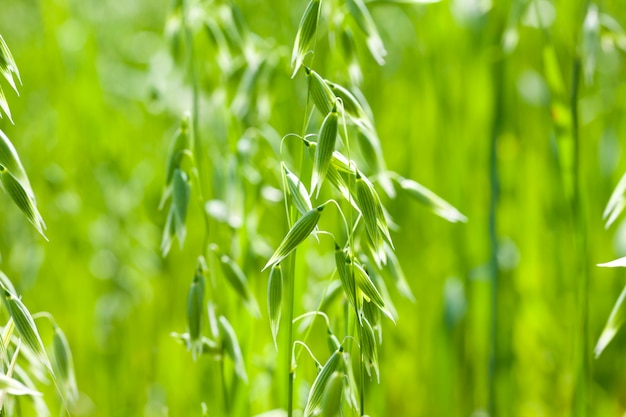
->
[53,325,78,404]
[283,163,312,215]
[320,371,344,416]
[291,0,321,78]
[2,290,51,374]
[218,316,248,383]
[312,105,339,197]
[356,173,392,263]
[0,130,46,237]
[0,170,46,238]
[358,314,380,382]
[303,346,342,417]
[352,259,394,323]
[263,205,324,270]
[0,35,20,122]
[187,257,206,360]
[306,67,336,115]
[268,264,283,349]
[165,116,190,185]
[213,247,260,317]
[335,244,357,312]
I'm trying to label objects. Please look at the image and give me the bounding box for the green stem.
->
[487,50,504,417]
[360,352,365,416]
[571,54,590,417]
[182,0,211,255]
[285,252,296,417]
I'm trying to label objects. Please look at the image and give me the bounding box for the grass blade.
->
[603,170,626,228]
[397,176,467,223]
[346,0,387,65]
[595,284,626,357]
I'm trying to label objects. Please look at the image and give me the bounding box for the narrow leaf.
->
[598,257,626,268]
[595,285,626,357]
[603,171,626,229]
[398,177,467,223]
[346,0,387,65]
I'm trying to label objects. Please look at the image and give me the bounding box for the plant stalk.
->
[488,50,504,417]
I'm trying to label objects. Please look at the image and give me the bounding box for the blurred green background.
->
[2,0,626,416]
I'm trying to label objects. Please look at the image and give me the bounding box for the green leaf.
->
[595,284,626,357]
[397,177,467,223]
[346,0,387,65]
[603,171,626,229]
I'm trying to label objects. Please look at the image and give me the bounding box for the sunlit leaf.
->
[595,285,626,357]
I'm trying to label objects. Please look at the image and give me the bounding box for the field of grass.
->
[2,0,626,416]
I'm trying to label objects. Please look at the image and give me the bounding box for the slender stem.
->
[488,49,504,417]
[182,0,211,255]
[360,351,365,416]
[571,53,590,417]
[286,254,295,417]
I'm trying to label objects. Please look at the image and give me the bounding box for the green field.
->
[1,0,626,416]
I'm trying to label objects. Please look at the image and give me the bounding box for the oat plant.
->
[159,0,464,415]
[0,34,78,416]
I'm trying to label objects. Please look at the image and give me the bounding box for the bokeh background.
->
[1,0,626,416]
